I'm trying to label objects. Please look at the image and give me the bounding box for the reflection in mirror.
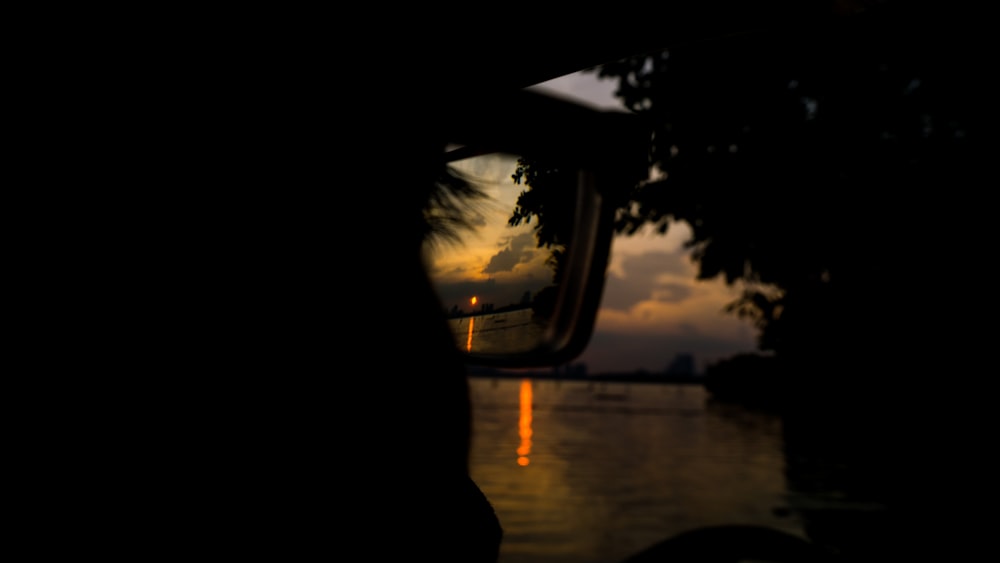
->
[423,149,578,357]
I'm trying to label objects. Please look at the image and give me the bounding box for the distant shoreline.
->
[466,367,704,385]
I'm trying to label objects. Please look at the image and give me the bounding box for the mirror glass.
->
[422,148,582,358]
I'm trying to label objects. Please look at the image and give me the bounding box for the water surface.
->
[468,377,804,563]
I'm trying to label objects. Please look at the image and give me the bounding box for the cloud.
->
[482,232,537,274]
[650,283,692,304]
[576,230,758,373]
[481,246,522,274]
[601,249,695,311]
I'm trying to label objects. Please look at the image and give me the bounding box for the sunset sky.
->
[426,152,556,316]
[527,72,760,374]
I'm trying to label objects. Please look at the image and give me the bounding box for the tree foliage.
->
[510,156,584,319]
[422,163,489,251]
[586,7,978,357]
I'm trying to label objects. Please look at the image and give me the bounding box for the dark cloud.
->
[601,250,695,311]
[482,232,537,275]
[481,246,523,274]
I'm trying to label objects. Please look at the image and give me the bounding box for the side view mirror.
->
[423,91,647,367]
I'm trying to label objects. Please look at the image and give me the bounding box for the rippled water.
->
[468,377,806,563]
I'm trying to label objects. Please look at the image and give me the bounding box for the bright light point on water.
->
[471,296,478,306]
[518,379,533,467]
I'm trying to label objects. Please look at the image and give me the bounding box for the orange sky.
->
[577,221,758,374]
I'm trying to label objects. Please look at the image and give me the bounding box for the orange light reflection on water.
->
[517,379,533,466]
[466,317,475,352]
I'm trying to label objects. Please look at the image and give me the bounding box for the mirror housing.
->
[424,90,648,368]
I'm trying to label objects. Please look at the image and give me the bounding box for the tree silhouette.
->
[510,156,576,318]
[589,11,989,553]
[421,161,489,251]
[588,4,980,361]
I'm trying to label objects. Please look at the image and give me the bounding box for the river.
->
[468,377,813,563]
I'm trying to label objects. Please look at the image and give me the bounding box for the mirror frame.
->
[433,90,648,367]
